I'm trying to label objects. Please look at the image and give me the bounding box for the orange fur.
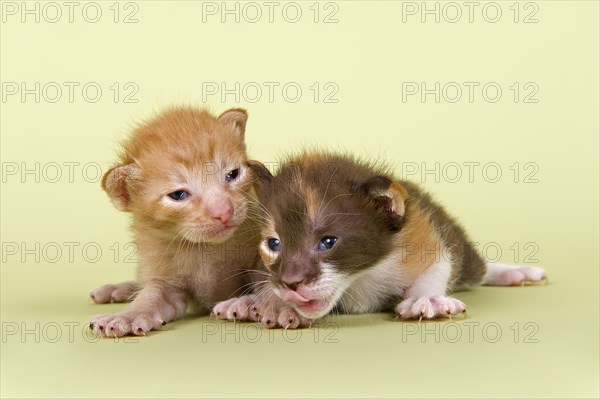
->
[394,204,443,284]
[90,107,262,337]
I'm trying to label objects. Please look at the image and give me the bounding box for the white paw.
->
[90,311,166,337]
[90,282,138,304]
[213,295,309,329]
[485,264,547,286]
[277,306,308,329]
[395,296,466,320]
[212,295,257,321]
[256,302,310,329]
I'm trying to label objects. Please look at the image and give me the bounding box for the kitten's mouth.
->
[183,222,239,244]
[296,299,331,315]
[214,223,238,235]
[280,289,332,318]
[207,220,239,234]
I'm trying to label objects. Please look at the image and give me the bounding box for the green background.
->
[1,1,598,397]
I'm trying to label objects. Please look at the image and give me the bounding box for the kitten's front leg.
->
[90,282,187,337]
[395,260,466,320]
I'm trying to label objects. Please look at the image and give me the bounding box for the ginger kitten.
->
[214,151,547,328]
[90,107,261,337]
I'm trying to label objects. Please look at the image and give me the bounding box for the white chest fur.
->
[338,252,411,314]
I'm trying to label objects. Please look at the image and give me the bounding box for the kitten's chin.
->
[294,299,335,319]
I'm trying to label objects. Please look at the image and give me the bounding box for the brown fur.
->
[215,150,545,327]
[90,107,262,337]
[399,180,487,290]
[246,151,487,319]
[254,153,404,276]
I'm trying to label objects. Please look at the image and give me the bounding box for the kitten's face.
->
[134,150,252,244]
[253,155,405,319]
[103,108,256,244]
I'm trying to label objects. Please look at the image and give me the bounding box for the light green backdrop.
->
[1,1,598,398]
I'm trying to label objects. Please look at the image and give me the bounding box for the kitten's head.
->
[102,107,255,244]
[250,152,407,319]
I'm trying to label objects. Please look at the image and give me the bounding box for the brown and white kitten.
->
[214,151,547,328]
[90,107,261,337]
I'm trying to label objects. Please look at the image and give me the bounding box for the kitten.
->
[90,107,261,337]
[213,151,547,328]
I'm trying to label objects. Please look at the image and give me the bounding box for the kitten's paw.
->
[90,282,138,304]
[258,307,280,328]
[255,303,309,329]
[484,264,547,286]
[277,306,310,329]
[212,298,236,320]
[90,310,166,337]
[212,295,256,321]
[213,295,310,328]
[395,296,466,320]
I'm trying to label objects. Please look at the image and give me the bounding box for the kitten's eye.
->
[167,190,190,201]
[267,238,281,252]
[318,236,338,251]
[225,169,240,182]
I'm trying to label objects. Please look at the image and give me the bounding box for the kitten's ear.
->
[246,160,274,185]
[360,176,408,231]
[218,108,248,138]
[101,163,139,212]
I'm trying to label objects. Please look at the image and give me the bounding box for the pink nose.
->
[210,202,233,225]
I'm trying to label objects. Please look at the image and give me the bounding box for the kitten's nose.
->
[210,202,233,225]
[281,275,305,291]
